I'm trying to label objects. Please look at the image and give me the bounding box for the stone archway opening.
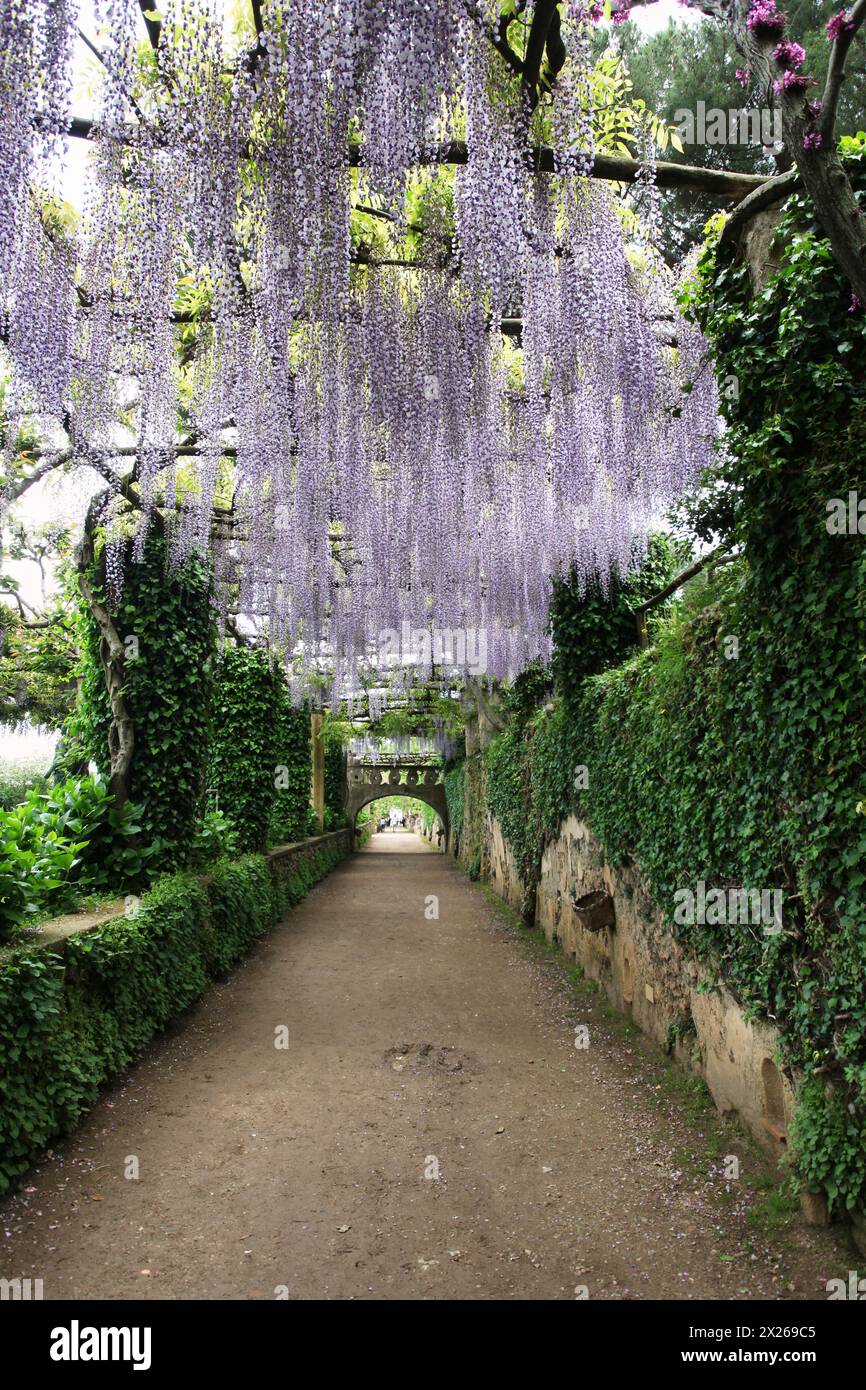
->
[346,762,449,849]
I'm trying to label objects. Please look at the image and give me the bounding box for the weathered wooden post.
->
[310,709,325,834]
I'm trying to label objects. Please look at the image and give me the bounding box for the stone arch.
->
[345,767,449,847]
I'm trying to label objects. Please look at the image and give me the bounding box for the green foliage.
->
[30,776,160,893]
[0,596,77,729]
[188,808,240,867]
[208,650,312,851]
[0,775,161,938]
[322,719,347,827]
[71,532,216,863]
[486,726,542,908]
[0,948,97,1188]
[788,1078,866,1214]
[549,533,690,700]
[0,802,85,936]
[444,761,466,843]
[486,150,866,1211]
[270,693,312,845]
[0,836,349,1192]
[208,646,283,853]
[0,760,47,810]
[501,660,552,729]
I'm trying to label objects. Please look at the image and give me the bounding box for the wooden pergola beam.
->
[58,117,768,200]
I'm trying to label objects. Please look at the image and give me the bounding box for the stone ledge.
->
[268,829,350,860]
[4,830,352,960]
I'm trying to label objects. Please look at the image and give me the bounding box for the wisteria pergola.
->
[1,0,862,712]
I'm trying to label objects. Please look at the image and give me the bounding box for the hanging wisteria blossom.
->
[0,0,719,700]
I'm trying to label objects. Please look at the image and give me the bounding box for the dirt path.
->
[0,832,847,1301]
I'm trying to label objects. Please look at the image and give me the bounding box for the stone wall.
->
[461,734,796,1170]
[532,813,794,1160]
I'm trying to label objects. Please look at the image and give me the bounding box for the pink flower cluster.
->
[735,67,751,88]
[773,70,812,93]
[802,131,823,150]
[826,9,856,40]
[746,0,787,36]
[772,40,805,68]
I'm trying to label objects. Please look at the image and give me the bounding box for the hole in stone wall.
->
[761,1058,787,1145]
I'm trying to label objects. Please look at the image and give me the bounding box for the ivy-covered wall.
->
[323,724,347,829]
[482,142,866,1215]
[443,761,465,846]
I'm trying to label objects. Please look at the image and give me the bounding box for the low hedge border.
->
[0,830,350,1194]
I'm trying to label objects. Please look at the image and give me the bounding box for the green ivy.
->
[484,143,866,1212]
[322,720,347,827]
[549,533,690,700]
[270,690,313,846]
[70,532,216,864]
[208,647,283,853]
[444,761,466,844]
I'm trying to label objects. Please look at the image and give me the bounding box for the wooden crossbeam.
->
[58,116,767,200]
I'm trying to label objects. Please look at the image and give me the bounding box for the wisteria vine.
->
[0,0,719,701]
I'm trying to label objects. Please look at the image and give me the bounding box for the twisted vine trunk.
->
[76,511,134,816]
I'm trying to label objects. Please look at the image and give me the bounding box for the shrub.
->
[189,808,240,867]
[209,647,282,853]
[0,803,84,936]
[269,695,312,845]
[0,763,48,810]
[28,775,161,894]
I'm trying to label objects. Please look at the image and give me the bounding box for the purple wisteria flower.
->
[0,0,721,701]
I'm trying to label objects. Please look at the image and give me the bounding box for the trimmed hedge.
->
[0,835,348,1193]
